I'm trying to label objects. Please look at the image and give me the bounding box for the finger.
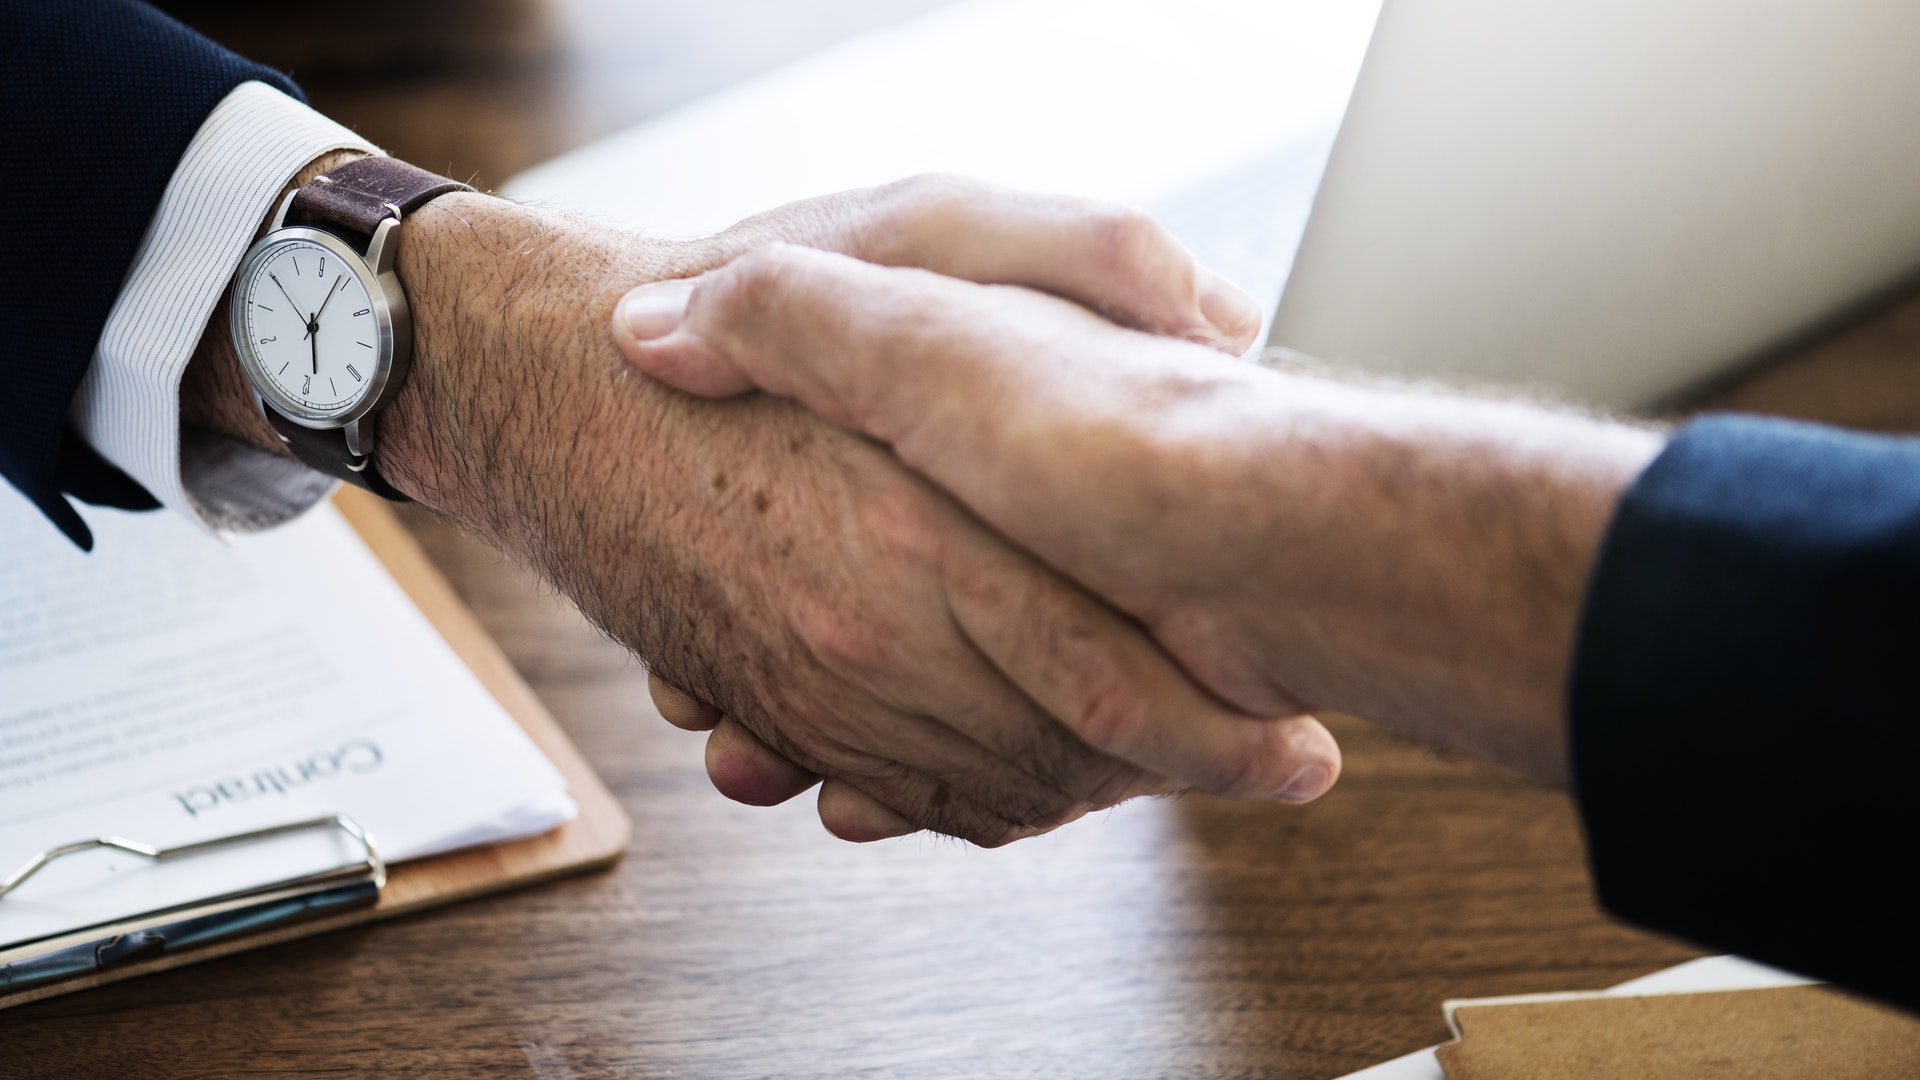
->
[815,778,915,843]
[943,518,1343,805]
[816,587,1170,813]
[618,248,1295,706]
[650,672,724,731]
[614,242,1189,456]
[674,174,1262,353]
[917,669,1172,814]
[700,704,1072,845]
[729,694,1097,846]
[704,716,821,806]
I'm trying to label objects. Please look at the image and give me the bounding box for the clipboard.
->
[0,487,631,1011]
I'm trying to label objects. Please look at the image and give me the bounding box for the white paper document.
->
[0,488,574,949]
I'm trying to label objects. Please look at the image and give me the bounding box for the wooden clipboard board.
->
[0,488,631,1011]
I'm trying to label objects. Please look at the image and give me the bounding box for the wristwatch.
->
[228,157,472,500]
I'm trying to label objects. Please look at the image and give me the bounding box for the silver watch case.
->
[228,191,411,459]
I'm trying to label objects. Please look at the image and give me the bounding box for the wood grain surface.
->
[11,2,1920,1076]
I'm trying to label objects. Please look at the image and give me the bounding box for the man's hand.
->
[614,245,1667,784]
[183,174,1342,845]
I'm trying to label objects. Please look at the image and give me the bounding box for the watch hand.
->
[310,318,319,375]
[270,272,301,320]
[314,275,346,321]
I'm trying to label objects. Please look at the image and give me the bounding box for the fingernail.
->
[1197,266,1262,339]
[619,278,695,340]
[1274,763,1332,804]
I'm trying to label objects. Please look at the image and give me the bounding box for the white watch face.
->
[236,238,383,420]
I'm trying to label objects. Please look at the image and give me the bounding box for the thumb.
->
[610,244,978,442]
[610,275,759,399]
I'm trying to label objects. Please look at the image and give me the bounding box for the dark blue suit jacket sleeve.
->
[0,0,300,549]
[1571,414,1920,1011]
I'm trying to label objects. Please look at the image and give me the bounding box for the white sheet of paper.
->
[0,489,573,948]
[504,0,1382,343]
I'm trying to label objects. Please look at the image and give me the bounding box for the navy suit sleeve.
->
[0,0,301,549]
[1570,414,1920,1011]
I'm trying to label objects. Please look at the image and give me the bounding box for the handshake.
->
[190,171,1661,846]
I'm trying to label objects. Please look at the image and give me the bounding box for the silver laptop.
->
[1265,0,1920,410]
[507,0,1920,413]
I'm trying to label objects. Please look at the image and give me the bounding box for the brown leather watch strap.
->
[286,156,472,244]
[268,157,471,503]
[265,409,411,501]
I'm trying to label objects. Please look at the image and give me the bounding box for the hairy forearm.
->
[372,194,663,542]
[1218,375,1663,782]
[177,173,729,684]
[180,172,672,554]
[180,181,902,742]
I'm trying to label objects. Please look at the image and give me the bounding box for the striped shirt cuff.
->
[68,81,379,533]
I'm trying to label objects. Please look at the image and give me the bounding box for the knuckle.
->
[857,756,919,792]
[854,477,953,574]
[884,172,983,213]
[792,601,894,682]
[1069,682,1150,756]
[1090,205,1158,262]
[712,242,809,322]
[866,173,986,261]
[1087,205,1194,300]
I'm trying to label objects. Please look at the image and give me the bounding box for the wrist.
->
[372,192,673,555]
[1232,375,1663,780]
[185,158,678,564]
[180,148,374,457]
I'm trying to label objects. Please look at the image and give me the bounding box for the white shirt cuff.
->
[69,81,379,533]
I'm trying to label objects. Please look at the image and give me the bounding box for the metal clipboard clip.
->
[0,815,385,994]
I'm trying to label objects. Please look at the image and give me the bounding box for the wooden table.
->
[13,3,1920,1075]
